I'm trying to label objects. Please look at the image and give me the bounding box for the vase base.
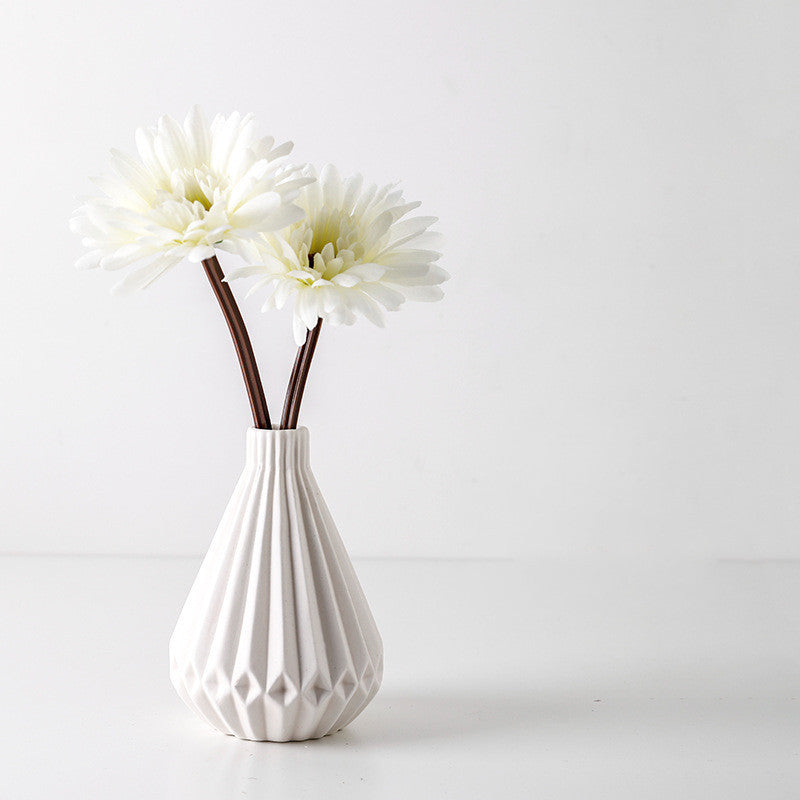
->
[213,726,348,744]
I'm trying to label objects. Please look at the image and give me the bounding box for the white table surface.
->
[0,555,797,799]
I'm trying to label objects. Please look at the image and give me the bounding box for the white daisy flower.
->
[70,107,309,293]
[230,164,448,345]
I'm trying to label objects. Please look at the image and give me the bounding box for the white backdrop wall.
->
[1,0,799,558]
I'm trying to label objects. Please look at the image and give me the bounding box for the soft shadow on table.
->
[321,691,541,746]
[164,693,541,792]
[316,662,800,748]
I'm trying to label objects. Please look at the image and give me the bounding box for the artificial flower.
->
[70,107,308,293]
[230,164,448,344]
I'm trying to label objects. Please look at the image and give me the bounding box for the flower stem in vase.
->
[201,255,271,429]
[282,319,322,429]
[280,346,304,429]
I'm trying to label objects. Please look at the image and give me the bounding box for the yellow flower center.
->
[307,209,361,258]
[167,166,226,211]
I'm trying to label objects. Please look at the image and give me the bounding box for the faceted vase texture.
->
[169,427,383,742]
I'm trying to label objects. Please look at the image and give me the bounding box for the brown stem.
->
[285,318,322,429]
[280,344,305,429]
[201,255,271,429]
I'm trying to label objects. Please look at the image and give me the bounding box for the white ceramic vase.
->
[169,427,383,742]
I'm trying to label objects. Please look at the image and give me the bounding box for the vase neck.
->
[245,427,310,470]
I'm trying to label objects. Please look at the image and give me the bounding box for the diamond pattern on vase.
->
[169,428,384,742]
[267,674,298,706]
[304,680,332,705]
[232,671,263,706]
[335,670,358,699]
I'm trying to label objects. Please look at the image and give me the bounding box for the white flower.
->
[70,107,309,293]
[230,164,448,344]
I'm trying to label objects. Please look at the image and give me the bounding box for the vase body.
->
[169,427,383,742]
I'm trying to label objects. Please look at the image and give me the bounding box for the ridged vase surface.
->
[169,427,383,742]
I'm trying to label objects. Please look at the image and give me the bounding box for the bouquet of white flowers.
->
[72,107,447,429]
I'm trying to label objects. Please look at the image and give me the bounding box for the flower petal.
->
[293,312,309,345]
[111,255,179,294]
[230,192,281,228]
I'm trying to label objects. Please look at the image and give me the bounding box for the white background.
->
[2,0,799,560]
